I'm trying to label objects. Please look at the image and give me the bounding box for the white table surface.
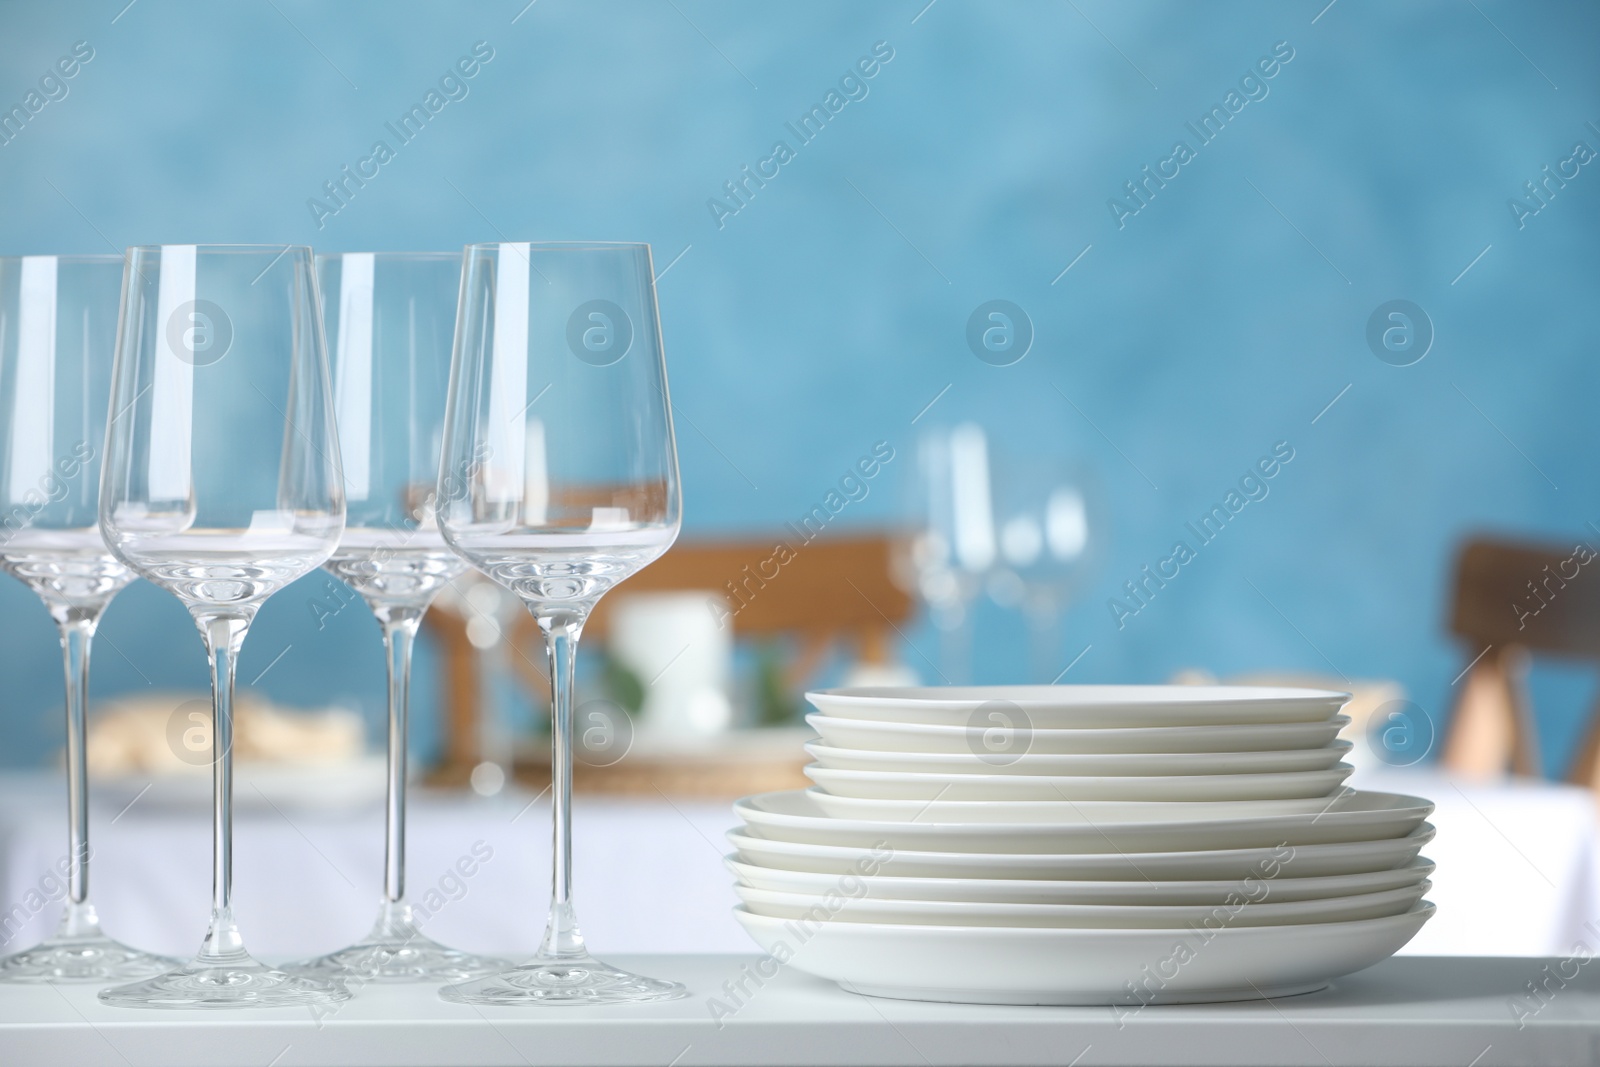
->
[2,954,1599,1066]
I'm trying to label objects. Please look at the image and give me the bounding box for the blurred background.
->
[0,0,1596,959]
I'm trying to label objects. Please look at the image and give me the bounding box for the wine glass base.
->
[439,955,688,1006]
[98,955,352,1009]
[0,933,179,984]
[293,932,511,984]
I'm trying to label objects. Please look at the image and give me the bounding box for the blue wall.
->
[0,1,1595,772]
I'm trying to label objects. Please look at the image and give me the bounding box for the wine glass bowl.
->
[435,242,686,1005]
[895,423,997,684]
[100,247,345,618]
[96,244,348,1009]
[988,456,1103,681]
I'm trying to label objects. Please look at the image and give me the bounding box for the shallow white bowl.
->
[726,855,1435,905]
[734,880,1430,928]
[733,902,1434,1004]
[804,763,1355,802]
[726,825,1436,880]
[734,788,1433,853]
[806,685,1349,729]
[804,740,1353,776]
[807,713,1353,754]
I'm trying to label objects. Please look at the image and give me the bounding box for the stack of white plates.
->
[728,686,1435,1005]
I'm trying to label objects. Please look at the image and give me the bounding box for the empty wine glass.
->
[0,254,176,982]
[987,457,1101,681]
[435,242,686,1005]
[96,245,349,1009]
[294,251,508,982]
[895,423,996,683]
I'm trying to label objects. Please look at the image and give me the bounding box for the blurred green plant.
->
[753,642,800,726]
[597,650,645,715]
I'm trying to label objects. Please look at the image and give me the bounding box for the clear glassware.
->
[986,457,1102,681]
[894,423,997,683]
[293,251,509,983]
[95,245,349,1009]
[0,254,177,982]
[435,242,687,1005]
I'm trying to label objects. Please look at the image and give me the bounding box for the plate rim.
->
[737,787,1435,833]
[806,684,1353,710]
[732,899,1436,938]
[724,821,1439,862]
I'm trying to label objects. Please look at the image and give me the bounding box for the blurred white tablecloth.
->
[0,768,1592,961]
[1350,767,1600,957]
[0,772,747,961]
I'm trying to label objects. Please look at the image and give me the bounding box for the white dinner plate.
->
[806,787,1344,824]
[734,789,1433,853]
[734,881,1430,928]
[806,685,1350,729]
[804,764,1355,802]
[733,902,1434,1004]
[726,825,1436,880]
[807,713,1353,754]
[725,855,1436,905]
[804,740,1353,776]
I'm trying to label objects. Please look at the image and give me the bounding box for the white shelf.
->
[1,954,1597,1065]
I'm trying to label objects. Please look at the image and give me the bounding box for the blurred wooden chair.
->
[1441,535,1600,783]
[423,532,914,794]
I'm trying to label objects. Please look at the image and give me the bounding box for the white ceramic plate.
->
[804,764,1355,802]
[807,713,1353,754]
[734,881,1430,928]
[733,902,1434,1005]
[806,787,1345,824]
[725,855,1436,905]
[804,740,1354,776]
[726,825,1436,880]
[806,685,1350,729]
[734,789,1433,853]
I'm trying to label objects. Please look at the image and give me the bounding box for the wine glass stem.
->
[379,611,421,905]
[57,613,98,915]
[199,614,249,962]
[538,613,586,960]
